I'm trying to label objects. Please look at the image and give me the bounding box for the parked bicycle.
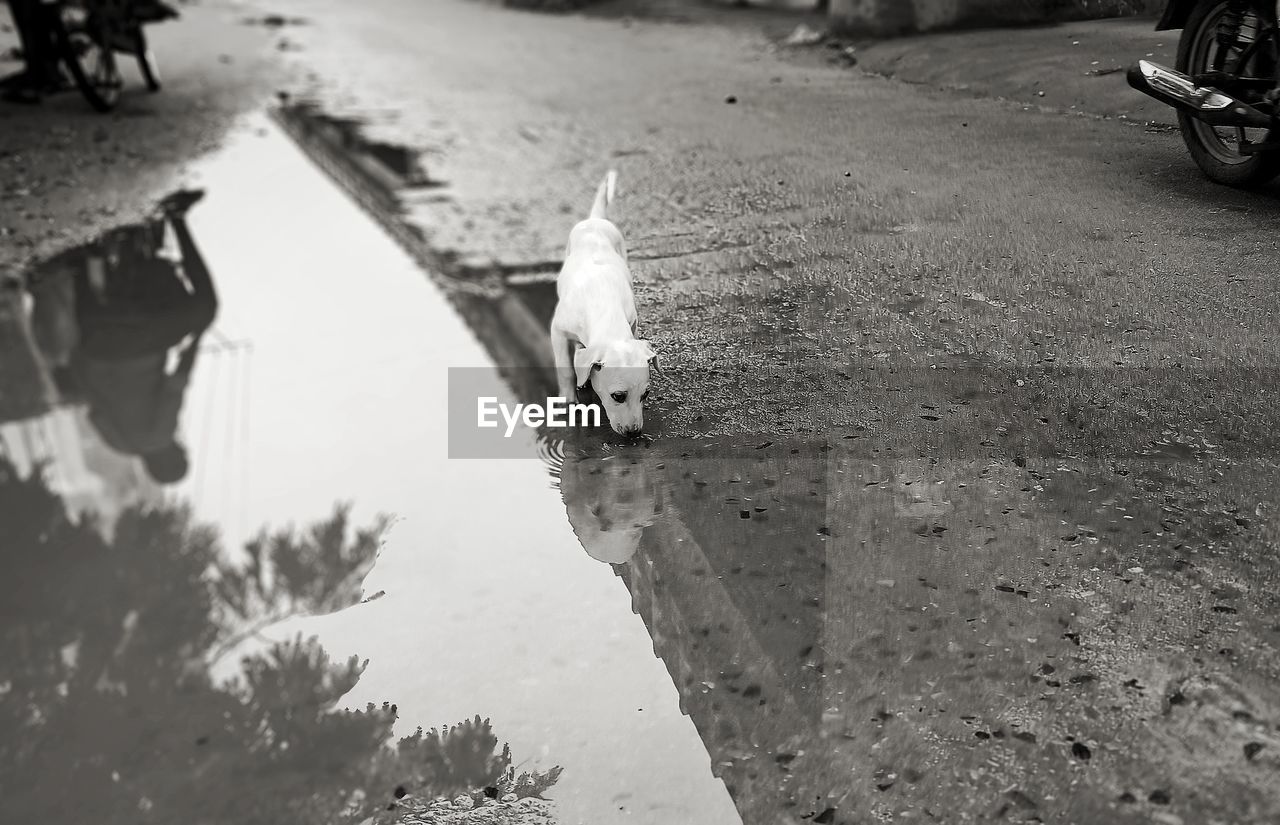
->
[4,0,172,110]
[49,0,172,111]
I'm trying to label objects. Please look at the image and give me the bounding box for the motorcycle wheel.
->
[1176,0,1280,187]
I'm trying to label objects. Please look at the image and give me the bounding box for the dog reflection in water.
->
[555,449,662,565]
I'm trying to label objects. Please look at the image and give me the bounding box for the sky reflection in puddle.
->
[173,113,742,825]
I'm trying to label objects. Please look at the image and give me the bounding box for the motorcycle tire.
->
[1176,0,1280,187]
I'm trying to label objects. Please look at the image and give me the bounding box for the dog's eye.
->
[611,391,628,403]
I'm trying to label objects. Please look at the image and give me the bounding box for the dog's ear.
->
[574,344,603,389]
[638,340,661,376]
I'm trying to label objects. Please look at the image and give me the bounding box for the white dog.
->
[550,170,657,436]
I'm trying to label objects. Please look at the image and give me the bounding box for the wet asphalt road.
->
[3,0,1280,824]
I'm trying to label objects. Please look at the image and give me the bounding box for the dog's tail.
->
[589,169,618,220]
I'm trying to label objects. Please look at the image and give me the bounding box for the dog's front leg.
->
[550,325,576,400]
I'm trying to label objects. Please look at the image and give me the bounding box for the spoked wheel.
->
[1176,0,1280,187]
[51,5,122,112]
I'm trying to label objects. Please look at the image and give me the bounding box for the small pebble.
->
[725,95,737,104]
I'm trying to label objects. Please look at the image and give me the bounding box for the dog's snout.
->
[617,424,644,438]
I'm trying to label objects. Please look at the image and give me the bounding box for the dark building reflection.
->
[542,429,1277,824]
[543,440,1082,823]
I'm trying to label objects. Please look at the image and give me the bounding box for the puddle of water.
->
[1,113,740,825]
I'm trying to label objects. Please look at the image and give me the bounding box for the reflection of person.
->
[32,190,216,484]
[558,451,661,565]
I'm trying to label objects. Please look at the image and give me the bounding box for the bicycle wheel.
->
[51,4,122,112]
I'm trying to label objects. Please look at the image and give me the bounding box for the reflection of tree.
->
[0,458,560,824]
[209,504,389,661]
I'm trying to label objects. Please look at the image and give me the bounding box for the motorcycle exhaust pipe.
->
[1127,59,1274,128]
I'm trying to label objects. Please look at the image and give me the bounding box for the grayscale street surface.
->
[1,1,1278,824]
